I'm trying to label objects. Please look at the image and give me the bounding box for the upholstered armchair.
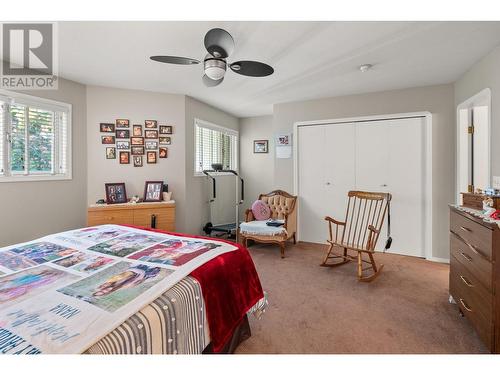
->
[240,190,297,258]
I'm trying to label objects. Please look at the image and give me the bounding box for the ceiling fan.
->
[150,28,274,87]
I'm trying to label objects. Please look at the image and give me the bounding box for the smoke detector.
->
[359,64,373,73]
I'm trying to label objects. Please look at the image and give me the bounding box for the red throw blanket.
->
[123,226,264,353]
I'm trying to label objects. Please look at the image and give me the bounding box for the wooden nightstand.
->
[87,201,176,232]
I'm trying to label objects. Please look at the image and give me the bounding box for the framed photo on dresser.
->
[105,183,127,204]
[143,181,163,202]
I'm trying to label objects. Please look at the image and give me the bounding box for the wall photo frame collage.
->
[100,119,173,167]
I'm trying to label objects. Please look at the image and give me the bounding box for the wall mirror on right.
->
[456,88,491,203]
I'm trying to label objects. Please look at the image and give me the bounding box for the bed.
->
[0,224,265,354]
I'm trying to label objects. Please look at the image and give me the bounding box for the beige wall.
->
[239,115,274,218]
[0,78,87,246]
[241,84,455,260]
[86,86,187,231]
[184,96,239,234]
[455,45,500,177]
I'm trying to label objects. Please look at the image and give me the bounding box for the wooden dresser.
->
[87,201,175,232]
[449,206,500,352]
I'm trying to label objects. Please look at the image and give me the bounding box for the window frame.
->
[0,89,72,183]
[193,118,239,177]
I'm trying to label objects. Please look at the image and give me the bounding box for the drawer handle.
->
[460,252,472,262]
[459,298,472,312]
[467,243,480,255]
[460,226,471,232]
[459,275,474,287]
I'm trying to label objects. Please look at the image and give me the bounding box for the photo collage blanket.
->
[0,225,238,354]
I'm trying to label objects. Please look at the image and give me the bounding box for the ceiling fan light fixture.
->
[231,64,241,71]
[204,58,227,80]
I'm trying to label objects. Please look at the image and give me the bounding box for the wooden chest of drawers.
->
[87,201,175,232]
[449,206,499,352]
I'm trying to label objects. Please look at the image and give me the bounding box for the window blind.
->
[195,120,238,174]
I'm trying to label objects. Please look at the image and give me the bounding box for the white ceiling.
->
[58,21,500,117]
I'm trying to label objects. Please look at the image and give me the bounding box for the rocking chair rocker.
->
[321,190,391,282]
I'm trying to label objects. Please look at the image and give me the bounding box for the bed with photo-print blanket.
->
[0,225,265,354]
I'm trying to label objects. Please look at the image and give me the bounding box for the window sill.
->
[0,174,72,183]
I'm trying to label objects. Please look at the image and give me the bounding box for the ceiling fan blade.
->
[204,28,234,58]
[230,61,274,77]
[150,55,200,65]
[202,74,224,87]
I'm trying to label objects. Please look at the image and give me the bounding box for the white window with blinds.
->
[194,118,238,176]
[0,90,72,182]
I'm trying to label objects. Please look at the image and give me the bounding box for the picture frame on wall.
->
[131,146,145,155]
[100,123,115,133]
[105,183,127,204]
[143,181,163,202]
[159,125,172,134]
[159,136,171,145]
[145,120,158,129]
[119,151,130,164]
[116,140,130,150]
[145,130,158,139]
[159,147,168,158]
[116,119,130,128]
[145,140,158,150]
[116,129,130,139]
[133,125,142,136]
[106,147,116,159]
[147,151,157,164]
[254,140,269,153]
[133,155,143,167]
[131,137,144,145]
[101,136,115,144]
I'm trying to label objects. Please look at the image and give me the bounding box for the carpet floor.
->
[236,241,488,354]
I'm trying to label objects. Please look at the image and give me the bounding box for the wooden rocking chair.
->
[321,190,391,282]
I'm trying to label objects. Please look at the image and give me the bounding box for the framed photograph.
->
[145,120,158,129]
[100,123,115,133]
[254,140,269,153]
[116,140,130,150]
[276,134,290,146]
[159,125,172,134]
[145,130,158,139]
[145,140,158,150]
[133,125,142,136]
[131,146,145,155]
[116,129,130,139]
[116,119,130,128]
[101,136,115,144]
[119,151,130,164]
[133,155,143,167]
[159,147,168,158]
[131,137,144,145]
[159,136,171,145]
[143,181,163,202]
[105,183,127,204]
[146,151,157,164]
[106,147,116,159]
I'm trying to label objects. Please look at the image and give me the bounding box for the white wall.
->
[86,86,187,231]
[239,115,274,218]
[0,78,87,246]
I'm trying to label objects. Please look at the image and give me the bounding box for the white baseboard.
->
[427,256,450,264]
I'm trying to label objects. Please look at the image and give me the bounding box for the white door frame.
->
[293,111,433,261]
[455,88,491,204]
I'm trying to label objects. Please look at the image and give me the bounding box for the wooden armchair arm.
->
[368,225,380,234]
[324,216,345,226]
[325,216,345,243]
[366,225,380,251]
[245,209,255,222]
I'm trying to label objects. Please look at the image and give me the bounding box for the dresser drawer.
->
[450,233,492,291]
[87,209,134,226]
[133,207,175,232]
[450,210,492,260]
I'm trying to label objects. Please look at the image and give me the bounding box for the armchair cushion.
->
[251,200,271,220]
[240,220,286,237]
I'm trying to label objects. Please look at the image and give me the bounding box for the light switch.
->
[493,176,500,189]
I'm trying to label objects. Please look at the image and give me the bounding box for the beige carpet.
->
[236,242,488,354]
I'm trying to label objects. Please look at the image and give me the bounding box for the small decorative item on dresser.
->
[144,181,164,202]
[101,136,115,144]
[100,123,115,132]
[119,151,130,164]
[145,120,158,128]
[254,140,268,153]
[133,155,143,167]
[461,192,485,210]
[133,125,142,136]
[147,151,157,164]
[116,119,130,128]
[159,147,168,158]
[105,183,127,204]
[105,147,116,159]
[145,130,158,139]
[160,125,173,134]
